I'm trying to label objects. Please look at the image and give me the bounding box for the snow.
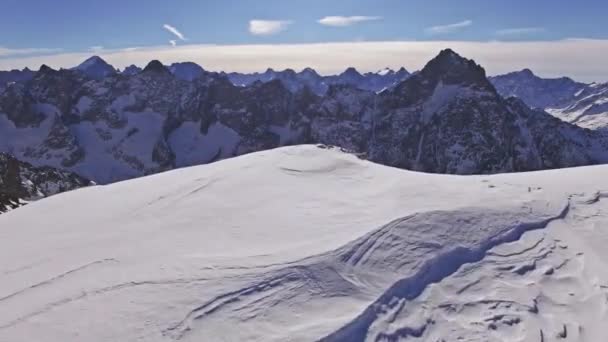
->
[168,121,241,167]
[1,145,607,341]
[377,68,392,76]
[69,111,165,183]
[74,96,93,115]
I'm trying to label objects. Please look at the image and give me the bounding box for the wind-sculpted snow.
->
[1,145,608,341]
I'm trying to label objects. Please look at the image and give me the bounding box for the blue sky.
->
[2,0,607,49]
[1,0,607,81]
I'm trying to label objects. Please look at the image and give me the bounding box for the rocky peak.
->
[300,67,319,77]
[169,62,205,81]
[122,64,142,76]
[418,49,491,89]
[74,56,116,80]
[0,153,92,214]
[37,64,57,75]
[519,68,535,77]
[142,60,171,75]
[341,67,362,77]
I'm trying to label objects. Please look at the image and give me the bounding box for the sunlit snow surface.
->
[1,145,607,341]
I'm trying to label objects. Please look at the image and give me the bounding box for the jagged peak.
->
[75,56,113,70]
[342,67,362,76]
[37,64,57,75]
[300,67,319,76]
[418,49,490,88]
[142,60,171,75]
[122,64,142,75]
[520,68,535,76]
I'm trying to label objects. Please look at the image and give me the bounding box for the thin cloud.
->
[163,24,186,41]
[249,20,292,36]
[425,20,473,35]
[496,27,546,36]
[89,46,104,52]
[169,40,177,47]
[0,46,61,57]
[318,16,382,27]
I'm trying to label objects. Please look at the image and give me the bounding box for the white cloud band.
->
[318,16,382,27]
[249,20,292,36]
[426,20,473,35]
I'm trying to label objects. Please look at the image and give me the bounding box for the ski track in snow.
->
[1,145,608,341]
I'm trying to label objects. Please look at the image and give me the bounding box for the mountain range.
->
[1,50,608,186]
[490,69,608,131]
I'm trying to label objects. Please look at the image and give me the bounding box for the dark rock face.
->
[0,153,92,214]
[142,60,171,75]
[0,49,607,184]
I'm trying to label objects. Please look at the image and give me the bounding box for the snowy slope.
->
[546,82,608,131]
[1,145,607,341]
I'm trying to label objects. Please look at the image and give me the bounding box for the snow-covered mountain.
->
[546,82,608,131]
[73,56,117,80]
[225,66,410,94]
[168,62,205,81]
[0,153,91,213]
[1,50,607,184]
[1,145,607,341]
[491,69,608,131]
[489,69,586,109]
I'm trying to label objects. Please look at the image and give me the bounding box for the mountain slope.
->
[546,82,608,130]
[0,145,607,341]
[0,153,92,213]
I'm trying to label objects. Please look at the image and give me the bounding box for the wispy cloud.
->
[425,20,473,35]
[318,16,382,27]
[249,20,292,36]
[89,46,104,52]
[496,27,546,36]
[0,46,61,58]
[163,24,186,46]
